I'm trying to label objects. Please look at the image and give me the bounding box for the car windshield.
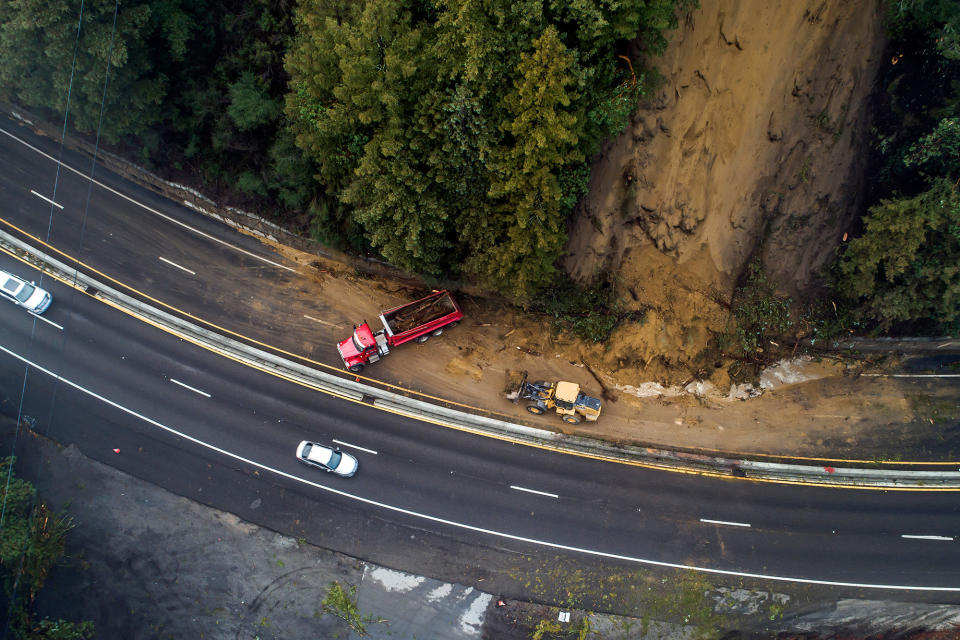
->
[14,282,35,303]
[327,450,342,469]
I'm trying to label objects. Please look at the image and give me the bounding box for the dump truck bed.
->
[380,290,462,344]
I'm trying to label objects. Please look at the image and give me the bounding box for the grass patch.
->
[640,573,725,639]
[505,557,727,639]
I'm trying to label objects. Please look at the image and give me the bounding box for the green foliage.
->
[1,0,687,297]
[15,618,95,640]
[472,25,584,296]
[638,572,723,640]
[0,0,183,142]
[871,0,960,197]
[829,1,960,337]
[227,72,283,131]
[0,458,93,640]
[0,458,36,565]
[531,618,562,639]
[528,273,626,343]
[159,0,318,213]
[889,0,960,60]
[236,171,268,197]
[833,178,960,333]
[321,581,385,635]
[718,260,793,357]
[288,0,685,297]
[904,116,960,177]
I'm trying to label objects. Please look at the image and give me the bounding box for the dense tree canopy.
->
[0,0,185,141]
[835,179,960,332]
[831,0,960,334]
[0,0,685,298]
[287,0,683,297]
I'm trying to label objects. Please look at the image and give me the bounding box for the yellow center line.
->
[3,221,959,480]
[0,215,513,417]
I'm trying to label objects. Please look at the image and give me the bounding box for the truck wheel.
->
[526,405,545,415]
[348,364,364,373]
[431,328,444,337]
[416,335,430,343]
[448,321,459,329]
[562,414,582,425]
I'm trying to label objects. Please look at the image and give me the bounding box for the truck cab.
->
[337,322,390,372]
[337,290,462,372]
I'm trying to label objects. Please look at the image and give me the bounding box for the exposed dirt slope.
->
[563,0,887,383]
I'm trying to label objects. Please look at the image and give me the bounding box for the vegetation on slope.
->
[831,0,960,335]
[285,0,686,298]
[0,0,687,302]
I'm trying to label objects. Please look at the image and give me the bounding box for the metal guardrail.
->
[3,228,960,489]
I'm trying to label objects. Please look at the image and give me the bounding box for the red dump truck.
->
[337,290,463,372]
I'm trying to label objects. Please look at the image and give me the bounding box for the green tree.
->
[227,71,283,132]
[0,0,192,142]
[287,0,683,296]
[889,0,960,60]
[834,179,960,333]
[904,116,960,178]
[830,1,959,335]
[470,26,584,296]
[159,0,320,214]
[0,457,93,639]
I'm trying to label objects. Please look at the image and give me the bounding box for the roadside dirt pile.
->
[563,0,887,385]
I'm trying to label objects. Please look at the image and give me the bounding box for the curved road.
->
[1,252,958,591]
[0,116,958,595]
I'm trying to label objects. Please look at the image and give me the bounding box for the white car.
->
[0,269,52,314]
[296,440,358,477]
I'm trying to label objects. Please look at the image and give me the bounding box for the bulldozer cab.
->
[553,381,580,415]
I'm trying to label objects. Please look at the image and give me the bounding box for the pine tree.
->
[469,25,584,298]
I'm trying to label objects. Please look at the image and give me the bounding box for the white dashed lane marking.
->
[170,378,211,398]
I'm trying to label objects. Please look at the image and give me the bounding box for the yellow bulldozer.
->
[508,372,602,425]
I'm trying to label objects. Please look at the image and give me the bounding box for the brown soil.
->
[240,0,960,461]
[255,240,960,460]
[563,0,887,384]
[16,0,949,461]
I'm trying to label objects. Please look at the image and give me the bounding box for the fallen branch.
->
[581,360,617,403]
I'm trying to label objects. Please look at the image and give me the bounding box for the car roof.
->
[303,442,334,465]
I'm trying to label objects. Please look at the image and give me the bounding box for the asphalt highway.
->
[0,116,958,594]
[2,251,959,591]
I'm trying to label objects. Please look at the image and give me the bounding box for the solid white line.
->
[30,189,64,210]
[510,485,559,499]
[332,439,378,455]
[28,313,63,330]
[901,535,954,541]
[304,314,339,327]
[169,378,211,398]
[2,127,294,272]
[2,341,959,592]
[700,518,752,528]
[158,256,197,275]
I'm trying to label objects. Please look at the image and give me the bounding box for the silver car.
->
[296,440,358,477]
[0,269,52,314]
